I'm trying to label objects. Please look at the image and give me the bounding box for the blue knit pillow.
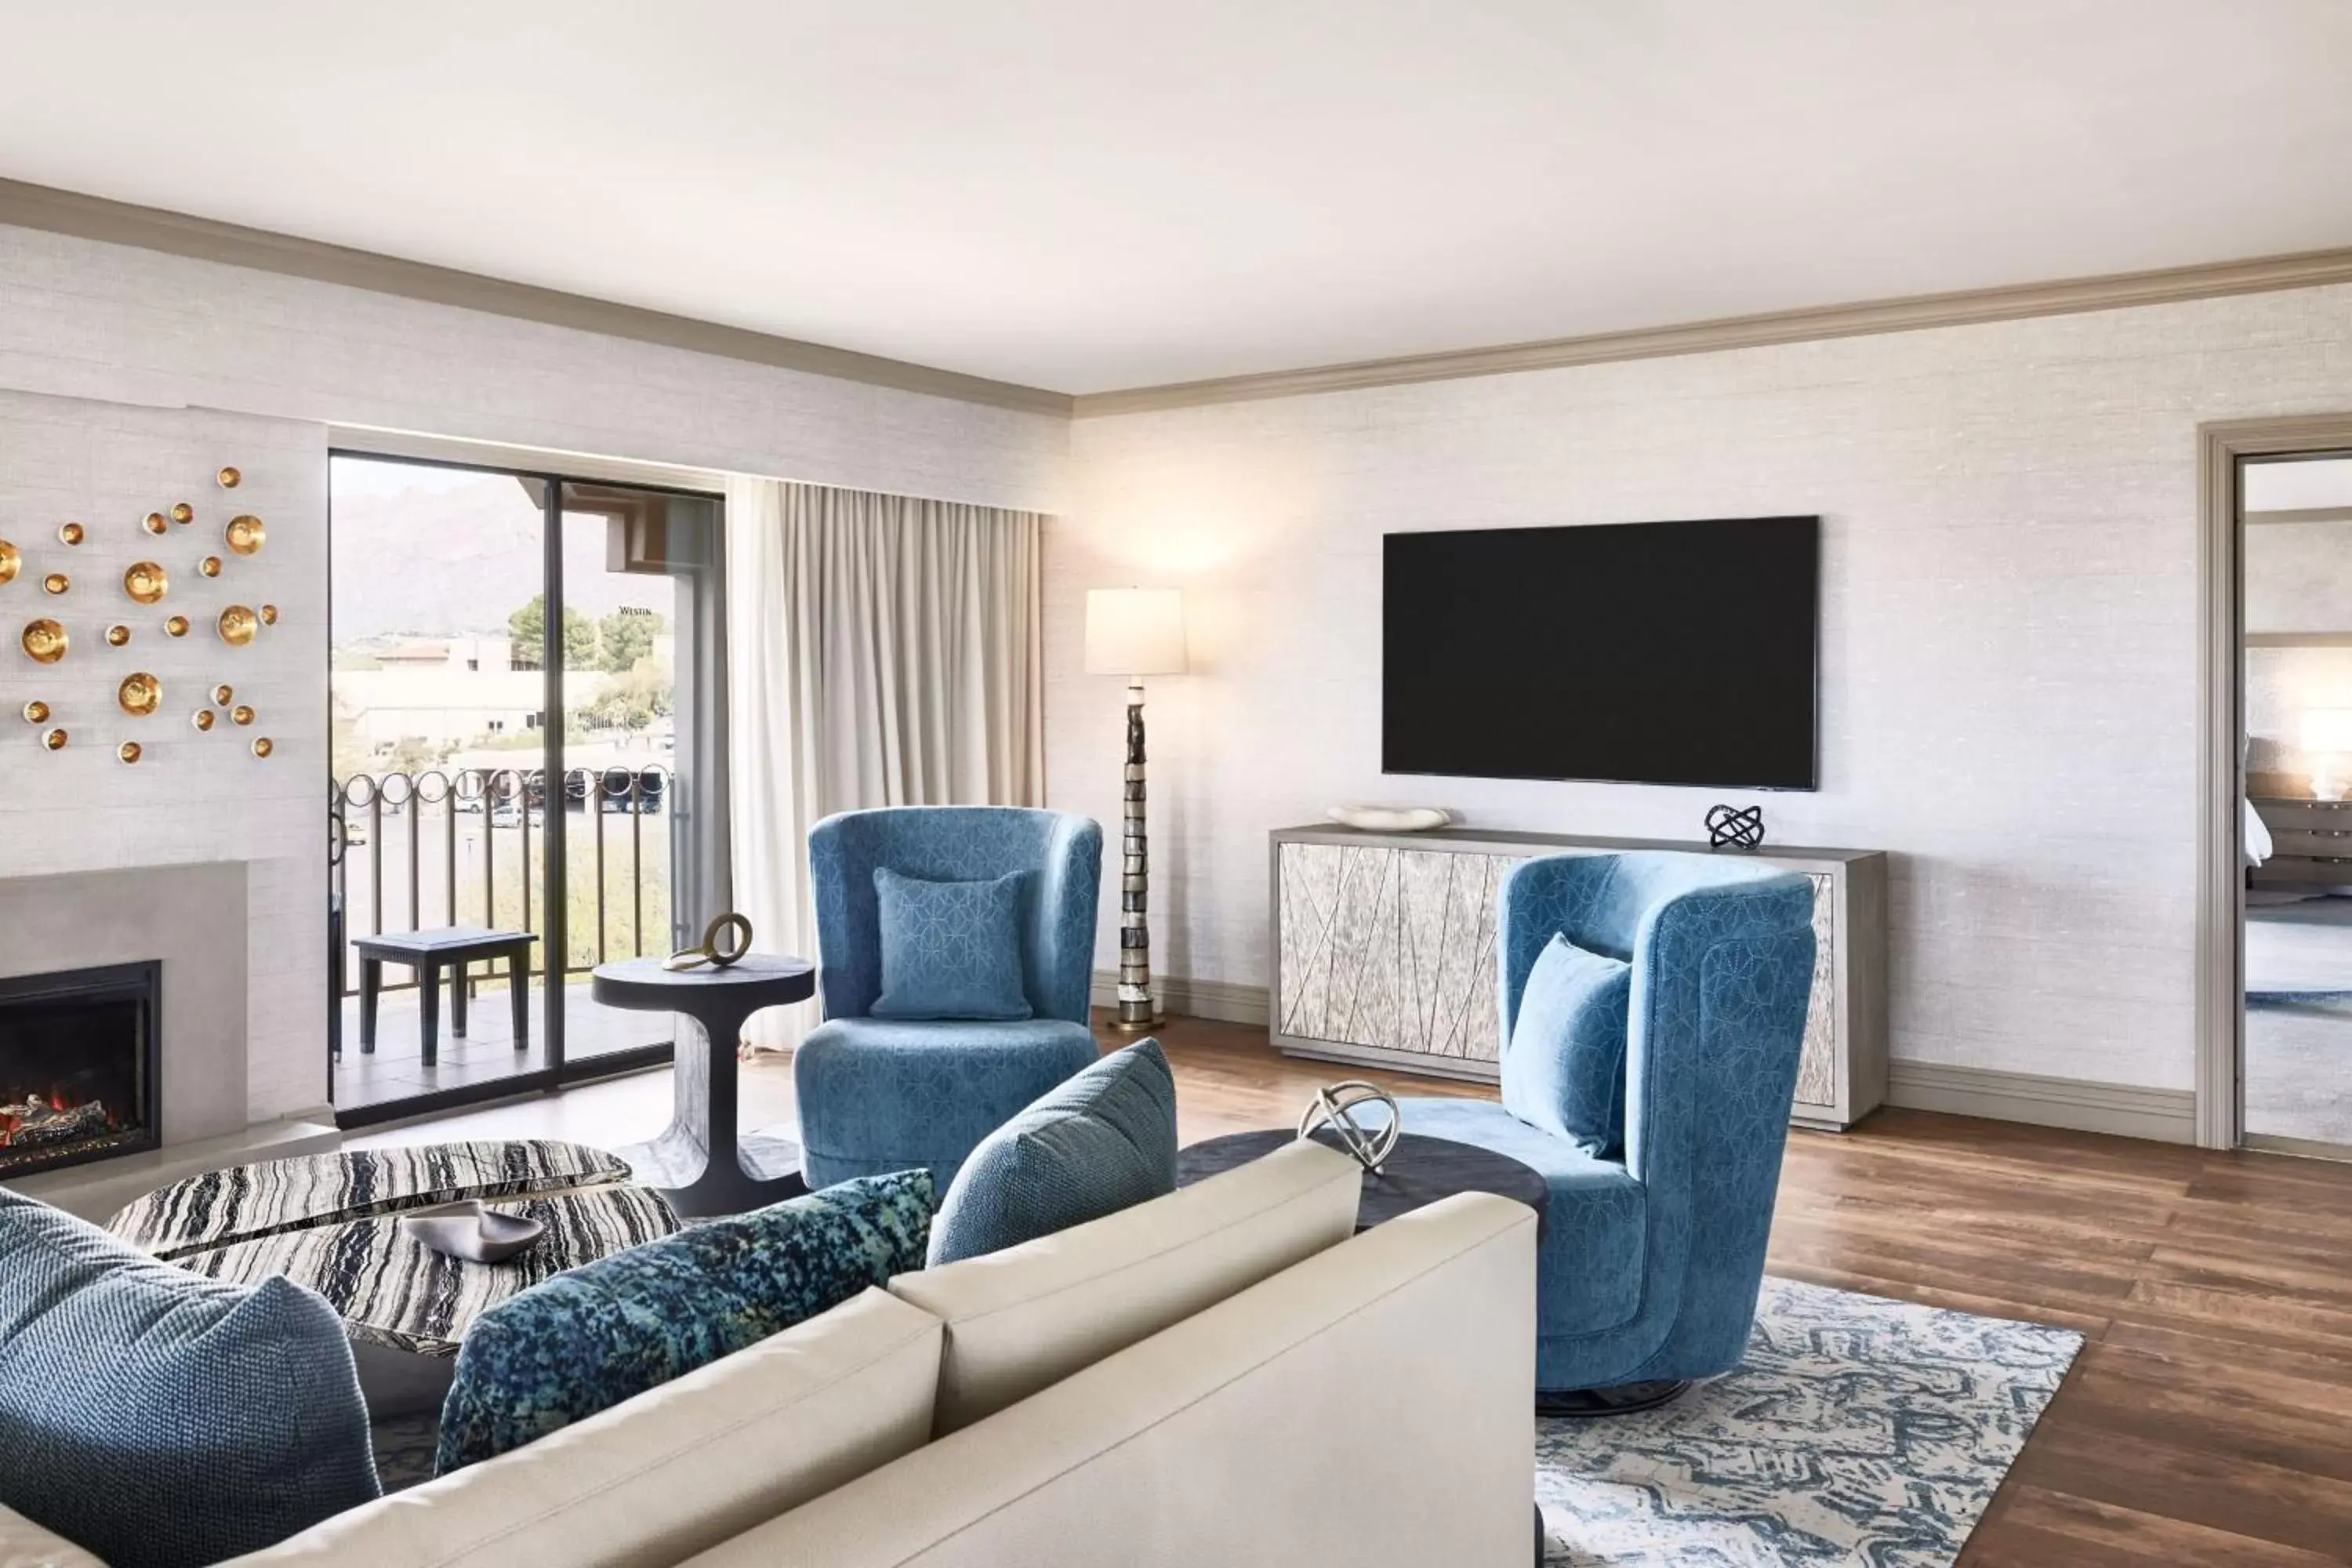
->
[1503,934,1633,1159]
[928,1038,1177,1265]
[435,1169,934,1473]
[0,1189,379,1568]
[869,867,1033,1022]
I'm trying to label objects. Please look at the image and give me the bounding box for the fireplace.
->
[0,961,161,1179]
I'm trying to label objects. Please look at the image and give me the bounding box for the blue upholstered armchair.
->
[1394,851,1817,1408]
[795,807,1103,1190]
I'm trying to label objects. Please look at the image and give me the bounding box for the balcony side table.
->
[591,953,815,1218]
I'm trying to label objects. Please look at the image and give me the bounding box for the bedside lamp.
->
[2305,710,2352,800]
[1084,588,1188,1033]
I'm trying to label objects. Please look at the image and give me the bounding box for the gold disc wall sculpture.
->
[41,573,67,595]
[230,705,255,727]
[21,701,48,724]
[105,624,130,647]
[123,561,168,604]
[21,619,65,664]
[142,512,169,536]
[191,709,214,732]
[40,728,66,751]
[212,684,233,706]
[164,615,190,638]
[260,604,278,626]
[216,466,241,489]
[56,523,83,546]
[118,742,141,764]
[218,606,259,646]
[0,540,18,583]
[198,557,223,579]
[251,737,274,759]
[170,503,194,525]
[117,672,161,717]
[225,516,264,556]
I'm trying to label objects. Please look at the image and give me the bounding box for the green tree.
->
[508,593,597,670]
[596,609,659,673]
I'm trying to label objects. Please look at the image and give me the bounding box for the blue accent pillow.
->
[0,1188,379,1568]
[928,1037,1178,1265]
[869,866,1033,1022]
[435,1168,934,1474]
[1503,934,1633,1159]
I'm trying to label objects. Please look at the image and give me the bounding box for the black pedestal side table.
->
[591,953,815,1219]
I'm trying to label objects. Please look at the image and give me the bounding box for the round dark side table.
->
[592,953,815,1218]
[1177,1128,1548,1232]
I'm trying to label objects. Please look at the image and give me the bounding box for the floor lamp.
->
[1084,587,1188,1033]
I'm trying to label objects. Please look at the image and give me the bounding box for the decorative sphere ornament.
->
[1298,1080,1402,1173]
[1705,803,1766,850]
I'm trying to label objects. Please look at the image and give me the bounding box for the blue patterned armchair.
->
[795,807,1103,1190]
[1392,851,1817,1406]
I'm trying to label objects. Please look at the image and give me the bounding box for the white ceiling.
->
[5,2,2351,395]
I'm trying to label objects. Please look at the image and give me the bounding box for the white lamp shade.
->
[2304,709,2352,753]
[1084,588,1188,676]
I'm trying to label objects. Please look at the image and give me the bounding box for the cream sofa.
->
[0,1142,1537,1568]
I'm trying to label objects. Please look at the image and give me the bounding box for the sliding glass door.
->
[328,456,724,1124]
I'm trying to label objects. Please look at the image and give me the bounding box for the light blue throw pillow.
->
[0,1187,379,1568]
[436,1168,934,1474]
[927,1038,1178,1265]
[869,866,1033,1022]
[1503,934,1634,1159]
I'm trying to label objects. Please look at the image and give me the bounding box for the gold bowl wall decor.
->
[105,624,130,647]
[41,573,67,595]
[216,466,241,489]
[164,615,190,638]
[0,540,18,583]
[143,512,169,535]
[124,561,168,604]
[198,557,223,579]
[117,671,162,717]
[41,728,67,751]
[251,737,274,759]
[218,605,259,646]
[22,619,66,664]
[225,516,265,556]
[170,503,194,525]
[57,523,84,546]
[118,741,141,764]
[230,704,256,726]
[191,709,215,732]
[260,604,279,626]
[212,684,233,706]
[21,700,48,724]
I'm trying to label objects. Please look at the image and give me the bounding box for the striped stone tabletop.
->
[107,1139,633,1260]
[175,1185,685,1356]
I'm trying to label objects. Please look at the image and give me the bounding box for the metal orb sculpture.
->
[1298,1080,1402,1174]
[1704,803,1766,850]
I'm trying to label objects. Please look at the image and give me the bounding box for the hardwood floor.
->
[358,1011,2352,1566]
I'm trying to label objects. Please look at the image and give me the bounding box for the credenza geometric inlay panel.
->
[1278,842,1508,1063]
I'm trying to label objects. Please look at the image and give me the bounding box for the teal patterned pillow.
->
[869,867,1033,1021]
[927,1038,1178,1265]
[434,1169,934,1474]
[1503,934,1632,1158]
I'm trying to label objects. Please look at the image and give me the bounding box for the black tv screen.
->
[1384,516,1819,790]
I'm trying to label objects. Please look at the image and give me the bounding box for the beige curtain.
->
[725,477,1046,1051]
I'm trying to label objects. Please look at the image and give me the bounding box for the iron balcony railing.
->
[330,764,675,999]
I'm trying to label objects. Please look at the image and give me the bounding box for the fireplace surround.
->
[0,960,161,1179]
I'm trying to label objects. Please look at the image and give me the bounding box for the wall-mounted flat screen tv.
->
[1384,516,1819,790]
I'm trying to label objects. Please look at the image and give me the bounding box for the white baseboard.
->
[1885,1060,2196,1145]
[1091,971,1271,1029]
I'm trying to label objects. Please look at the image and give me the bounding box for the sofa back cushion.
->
[0,1188,379,1568]
[437,1170,933,1472]
[927,1037,1178,1265]
[1501,933,1633,1158]
[869,868,1033,1021]
[887,1138,1362,1434]
[236,1290,945,1568]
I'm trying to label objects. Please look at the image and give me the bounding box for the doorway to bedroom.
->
[2241,448,2352,1157]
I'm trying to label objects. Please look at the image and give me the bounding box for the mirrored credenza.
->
[1269,825,1888,1131]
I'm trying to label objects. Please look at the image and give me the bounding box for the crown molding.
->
[0,176,1073,418]
[1072,245,2352,418]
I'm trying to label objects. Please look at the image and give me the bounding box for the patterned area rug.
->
[1539,1278,2080,1566]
